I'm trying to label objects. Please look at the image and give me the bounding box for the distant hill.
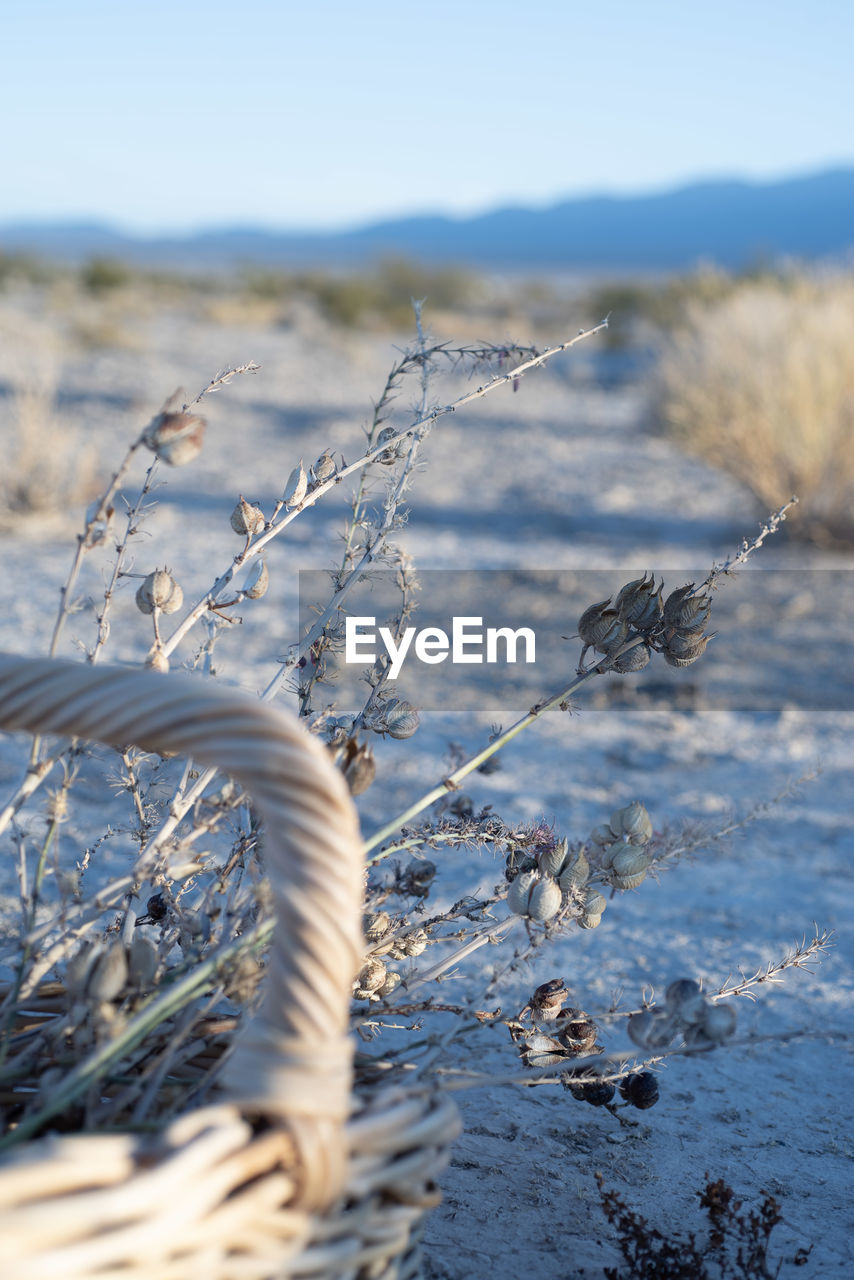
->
[2,167,853,272]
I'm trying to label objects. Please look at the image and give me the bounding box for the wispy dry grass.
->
[0,336,99,527]
[655,273,854,544]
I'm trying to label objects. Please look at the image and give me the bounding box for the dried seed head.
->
[230,495,265,536]
[531,978,568,1022]
[342,741,376,795]
[243,559,269,600]
[353,957,387,1000]
[375,426,401,464]
[556,1009,599,1054]
[590,823,616,848]
[612,801,653,844]
[128,935,158,989]
[385,700,420,739]
[564,1065,615,1106]
[583,889,608,917]
[363,910,391,941]
[665,978,707,1025]
[558,847,589,892]
[136,570,183,615]
[401,928,428,957]
[312,448,336,483]
[378,970,401,999]
[619,1070,660,1110]
[611,639,651,673]
[627,1008,678,1049]
[663,583,712,632]
[507,870,562,921]
[522,1031,566,1068]
[662,632,714,667]
[610,846,653,890]
[538,837,570,878]
[577,600,628,654]
[87,942,129,1002]
[615,572,663,632]
[143,410,206,466]
[283,461,308,508]
[701,1001,737,1044]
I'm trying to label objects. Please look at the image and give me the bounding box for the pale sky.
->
[2,0,852,233]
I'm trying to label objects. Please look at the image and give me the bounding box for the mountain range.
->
[2,166,853,272]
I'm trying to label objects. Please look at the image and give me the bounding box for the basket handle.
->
[0,654,365,1208]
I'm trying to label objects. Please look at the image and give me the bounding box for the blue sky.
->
[2,0,852,233]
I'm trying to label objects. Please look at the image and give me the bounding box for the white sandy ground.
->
[0,292,852,1276]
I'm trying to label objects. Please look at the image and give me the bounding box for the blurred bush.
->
[654,273,854,545]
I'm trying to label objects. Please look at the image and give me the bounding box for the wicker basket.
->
[0,654,461,1279]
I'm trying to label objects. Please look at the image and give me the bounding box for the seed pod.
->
[663,584,712,631]
[230,496,265,536]
[538,837,569,879]
[353,958,387,998]
[343,741,376,795]
[87,942,129,1002]
[665,978,706,1024]
[283,461,308,508]
[564,1067,615,1106]
[386,700,420,739]
[401,929,428,957]
[65,943,102,998]
[523,1032,566,1068]
[663,632,714,667]
[627,1008,678,1049]
[378,970,401,999]
[665,628,715,658]
[363,911,391,942]
[312,449,336,483]
[145,892,168,923]
[243,559,269,600]
[507,871,562,922]
[558,847,589,892]
[615,572,663,632]
[531,978,567,1022]
[556,1011,599,1054]
[701,1001,737,1044]
[577,600,627,655]
[143,410,206,466]
[128,935,158,989]
[375,426,401,464]
[612,639,651,673]
[583,889,607,917]
[611,846,652,890]
[590,823,615,848]
[599,840,632,869]
[505,850,537,882]
[619,1070,660,1110]
[136,570,183,615]
[618,801,654,844]
[578,912,603,930]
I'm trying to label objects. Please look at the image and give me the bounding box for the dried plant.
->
[0,304,835,1276]
[655,271,854,544]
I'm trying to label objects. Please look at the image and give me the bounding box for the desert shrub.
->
[654,273,854,544]
[80,255,133,293]
[0,311,830,1270]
